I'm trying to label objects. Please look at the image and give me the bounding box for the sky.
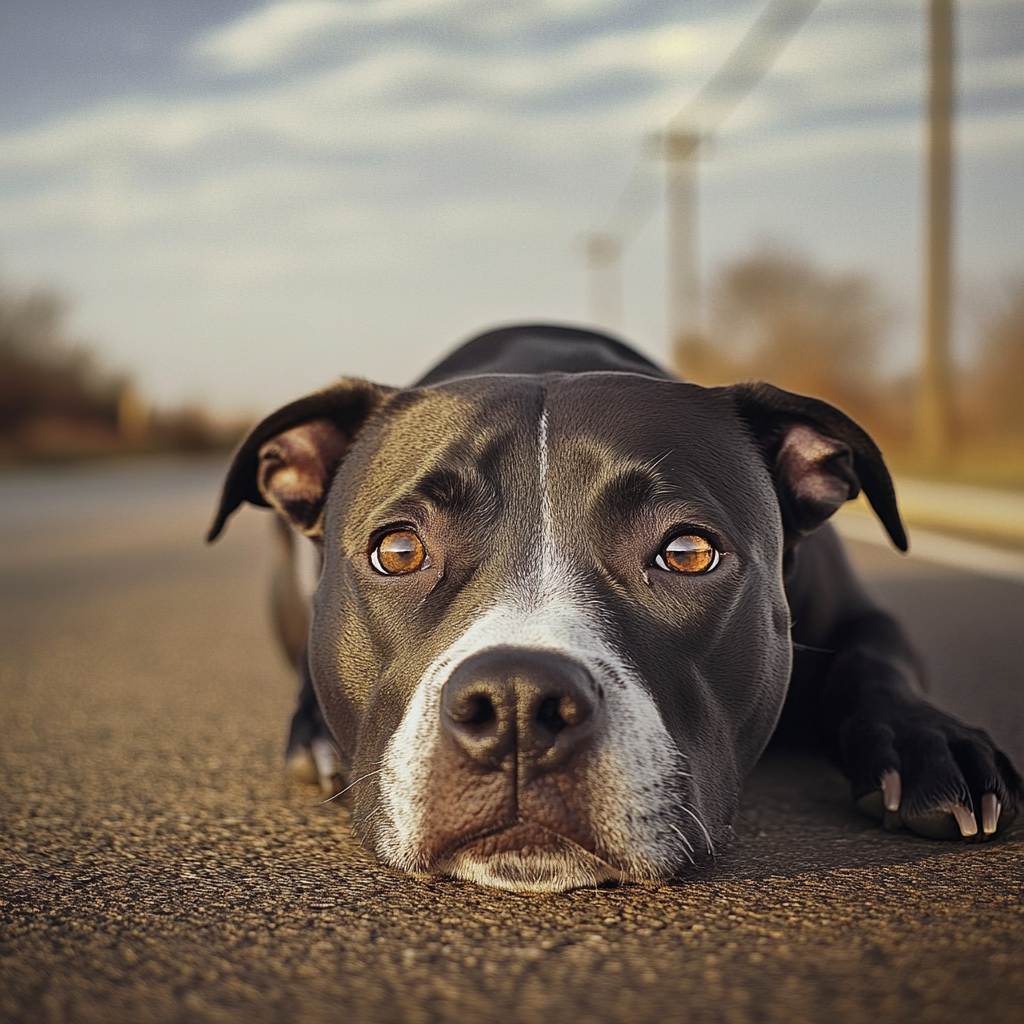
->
[0,0,1022,415]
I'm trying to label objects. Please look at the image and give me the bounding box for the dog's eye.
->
[371,530,428,575]
[655,534,719,574]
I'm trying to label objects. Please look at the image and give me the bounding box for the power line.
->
[671,0,821,136]
[588,0,823,305]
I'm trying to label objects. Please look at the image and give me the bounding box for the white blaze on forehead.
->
[375,400,692,879]
[537,408,556,582]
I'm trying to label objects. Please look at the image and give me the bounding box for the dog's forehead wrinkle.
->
[345,375,537,490]
[534,413,754,548]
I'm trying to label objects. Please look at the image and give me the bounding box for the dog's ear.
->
[727,382,907,551]
[207,379,395,543]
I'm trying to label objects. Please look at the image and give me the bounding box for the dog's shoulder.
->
[415,323,674,386]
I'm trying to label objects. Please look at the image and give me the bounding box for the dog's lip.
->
[430,817,617,870]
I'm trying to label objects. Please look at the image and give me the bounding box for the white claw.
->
[981,793,1001,835]
[951,803,978,838]
[311,737,342,797]
[881,769,902,813]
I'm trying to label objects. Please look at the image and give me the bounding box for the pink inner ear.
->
[257,419,350,535]
[776,423,854,510]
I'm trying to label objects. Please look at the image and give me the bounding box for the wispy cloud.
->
[0,13,742,172]
[191,0,625,74]
[192,0,456,73]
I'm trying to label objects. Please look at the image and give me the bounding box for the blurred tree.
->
[675,246,893,423]
[0,275,123,441]
[0,271,247,461]
[971,276,1024,434]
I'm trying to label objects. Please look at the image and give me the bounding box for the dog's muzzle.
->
[411,646,623,888]
[373,642,691,891]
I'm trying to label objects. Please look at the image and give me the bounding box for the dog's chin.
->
[434,822,638,893]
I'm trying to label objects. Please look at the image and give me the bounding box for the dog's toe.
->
[981,792,1002,835]
[855,768,903,830]
[286,739,345,797]
[902,802,977,840]
[286,746,320,786]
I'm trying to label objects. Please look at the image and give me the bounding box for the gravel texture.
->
[2,484,1022,1024]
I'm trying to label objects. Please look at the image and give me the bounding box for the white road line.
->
[834,511,1024,585]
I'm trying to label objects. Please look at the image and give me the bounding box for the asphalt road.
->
[2,458,1023,1024]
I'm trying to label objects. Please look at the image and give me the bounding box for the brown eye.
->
[371,530,428,575]
[656,534,719,574]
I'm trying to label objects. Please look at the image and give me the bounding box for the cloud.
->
[0,162,356,234]
[3,6,1014,182]
[191,0,624,75]
[961,52,1024,93]
[3,0,1021,409]
[0,13,747,172]
[191,0,451,73]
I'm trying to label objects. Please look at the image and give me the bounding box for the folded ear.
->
[207,378,395,543]
[728,382,907,551]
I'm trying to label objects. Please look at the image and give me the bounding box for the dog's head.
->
[211,372,904,891]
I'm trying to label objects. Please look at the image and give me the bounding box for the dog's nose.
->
[440,647,601,771]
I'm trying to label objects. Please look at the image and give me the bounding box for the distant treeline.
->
[676,246,1024,484]
[0,275,247,462]
[3,259,1022,479]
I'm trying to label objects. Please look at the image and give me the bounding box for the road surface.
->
[1,458,1022,1024]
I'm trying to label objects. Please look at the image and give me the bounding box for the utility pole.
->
[584,232,623,332]
[917,0,955,467]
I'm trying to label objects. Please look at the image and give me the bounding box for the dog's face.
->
[211,371,903,891]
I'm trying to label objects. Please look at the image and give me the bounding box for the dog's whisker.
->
[792,641,836,654]
[646,447,675,471]
[667,820,694,854]
[321,766,385,805]
[667,822,696,866]
[677,803,715,857]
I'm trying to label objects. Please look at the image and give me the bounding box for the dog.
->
[209,324,1021,892]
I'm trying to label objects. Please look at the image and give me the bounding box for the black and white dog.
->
[209,324,1020,892]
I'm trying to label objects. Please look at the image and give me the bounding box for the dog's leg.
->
[270,515,344,797]
[271,513,311,667]
[784,527,1022,839]
[284,655,345,798]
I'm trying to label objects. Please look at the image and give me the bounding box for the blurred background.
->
[0,0,1021,484]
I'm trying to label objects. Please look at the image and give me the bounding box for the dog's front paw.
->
[285,662,346,798]
[840,701,1022,839]
[287,737,346,798]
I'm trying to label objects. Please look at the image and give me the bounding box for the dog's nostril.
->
[536,695,566,733]
[465,694,496,726]
[447,692,496,727]
[536,693,590,733]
